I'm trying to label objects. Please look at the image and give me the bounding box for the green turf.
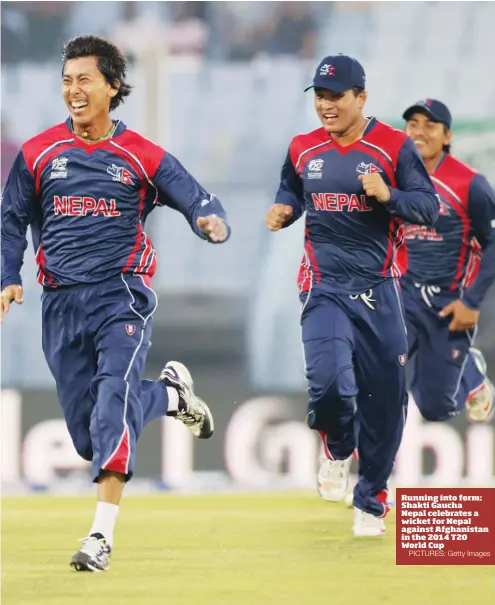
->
[1,493,493,604]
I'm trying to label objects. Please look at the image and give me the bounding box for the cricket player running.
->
[1,35,230,571]
[402,99,495,423]
[265,55,439,536]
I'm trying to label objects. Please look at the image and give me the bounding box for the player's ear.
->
[443,127,452,147]
[109,79,120,98]
[358,89,367,109]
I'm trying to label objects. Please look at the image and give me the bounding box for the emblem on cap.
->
[319,64,335,77]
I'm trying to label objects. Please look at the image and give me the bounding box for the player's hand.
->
[358,173,391,203]
[266,204,293,231]
[0,285,24,324]
[196,214,228,243]
[439,299,480,331]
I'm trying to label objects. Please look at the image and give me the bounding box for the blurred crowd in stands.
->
[1,1,323,64]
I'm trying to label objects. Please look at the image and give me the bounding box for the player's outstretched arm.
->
[1,151,35,320]
[380,137,440,226]
[459,174,495,311]
[267,151,306,231]
[153,153,231,244]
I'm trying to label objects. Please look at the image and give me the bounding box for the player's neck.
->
[423,152,444,175]
[72,117,114,142]
[331,116,369,147]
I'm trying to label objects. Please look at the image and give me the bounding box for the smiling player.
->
[402,99,495,424]
[265,54,439,536]
[1,35,231,572]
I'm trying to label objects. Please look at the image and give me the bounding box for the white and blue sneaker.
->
[467,348,494,423]
[70,533,111,572]
[161,361,214,439]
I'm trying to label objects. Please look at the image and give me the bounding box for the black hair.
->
[442,125,451,154]
[315,86,365,97]
[62,35,131,111]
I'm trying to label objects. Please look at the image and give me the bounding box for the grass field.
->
[2,493,493,605]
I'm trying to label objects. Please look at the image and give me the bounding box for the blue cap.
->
[304,54,366,93]
[403,99,452,129]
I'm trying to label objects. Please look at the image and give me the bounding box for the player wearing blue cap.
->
[265,55,439,536]
[402,99,495,424]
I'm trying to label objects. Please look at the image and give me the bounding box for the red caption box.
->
[396,488,495,565]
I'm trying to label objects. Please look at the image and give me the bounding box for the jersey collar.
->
[64,118,127,139]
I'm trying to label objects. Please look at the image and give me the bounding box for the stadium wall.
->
[2,380,494,492]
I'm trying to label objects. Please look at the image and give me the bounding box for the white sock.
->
[166,386,180,413]
[89,502,119,547]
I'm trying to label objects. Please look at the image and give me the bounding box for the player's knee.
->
[64,416,93,461]
[310,366,355,403]
[71,433,93,461]
[96,376,135,408]
[96,375,128,395]
[307,367,356,429]
[419,408,454,422]
[414,390,457,422]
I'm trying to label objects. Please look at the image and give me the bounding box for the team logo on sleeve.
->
[356,162,382,175]
[107,164,134,185]
[50,157,68,179]
[308,158,324,179]
[398,354,407,366]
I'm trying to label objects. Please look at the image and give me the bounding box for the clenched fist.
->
[358,173,391,203]
[196,215,229,243]
[265,204,293,231]
[1,284,24,324]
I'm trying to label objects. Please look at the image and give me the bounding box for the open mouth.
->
[413,139,427,147]
[70,100,88,114]
[323,113,338,125]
